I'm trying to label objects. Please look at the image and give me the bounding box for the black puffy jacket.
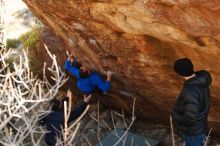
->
[172,70,212,136]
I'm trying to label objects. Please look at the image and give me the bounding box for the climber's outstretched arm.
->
[95,71,112,92]
[68,95,91,123]
[64,54,80,78]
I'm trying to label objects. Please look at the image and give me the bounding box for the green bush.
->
[6,39,20,49]
[19,27,42,48]
[19,26,43,74]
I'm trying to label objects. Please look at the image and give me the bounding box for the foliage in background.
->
[6,39,20,49]
[5,57,15,71]
[19,26,42,48]
[19,26,43,74]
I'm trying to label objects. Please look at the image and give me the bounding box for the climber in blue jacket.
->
[39,91,91,146]
[65,52,112,94]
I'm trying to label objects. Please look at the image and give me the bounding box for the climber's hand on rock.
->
[66,51,74,60]
[66,50,70,56]
[107,71,112,81]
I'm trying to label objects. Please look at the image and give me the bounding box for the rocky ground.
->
[132,120,220,146]
[75,104,220,146]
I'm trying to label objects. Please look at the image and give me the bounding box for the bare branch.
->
[170,115,176,146]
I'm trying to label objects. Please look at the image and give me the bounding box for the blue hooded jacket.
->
[65,60,110,94]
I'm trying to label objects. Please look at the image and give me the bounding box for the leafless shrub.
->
[0,7,68,143]
[204,128,212,146]
[61,91,90,146]
[0,43,68,145]
[170,116,175,146]
[85,98,140,146]
[0,2,70,145]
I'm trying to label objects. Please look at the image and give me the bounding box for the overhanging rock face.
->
[23,0,220,133]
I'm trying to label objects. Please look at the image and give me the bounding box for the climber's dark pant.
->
[182,133,206,146]
[83,87,104,97]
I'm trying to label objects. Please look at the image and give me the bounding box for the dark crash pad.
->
[94,128,160,146]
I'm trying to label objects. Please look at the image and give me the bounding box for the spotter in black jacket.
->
[172,70,212,136]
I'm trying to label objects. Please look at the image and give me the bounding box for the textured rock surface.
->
[23,0,220,133]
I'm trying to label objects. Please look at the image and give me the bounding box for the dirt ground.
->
[75,104,220,146]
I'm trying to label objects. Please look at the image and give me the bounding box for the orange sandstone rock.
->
[23,0,220,134]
